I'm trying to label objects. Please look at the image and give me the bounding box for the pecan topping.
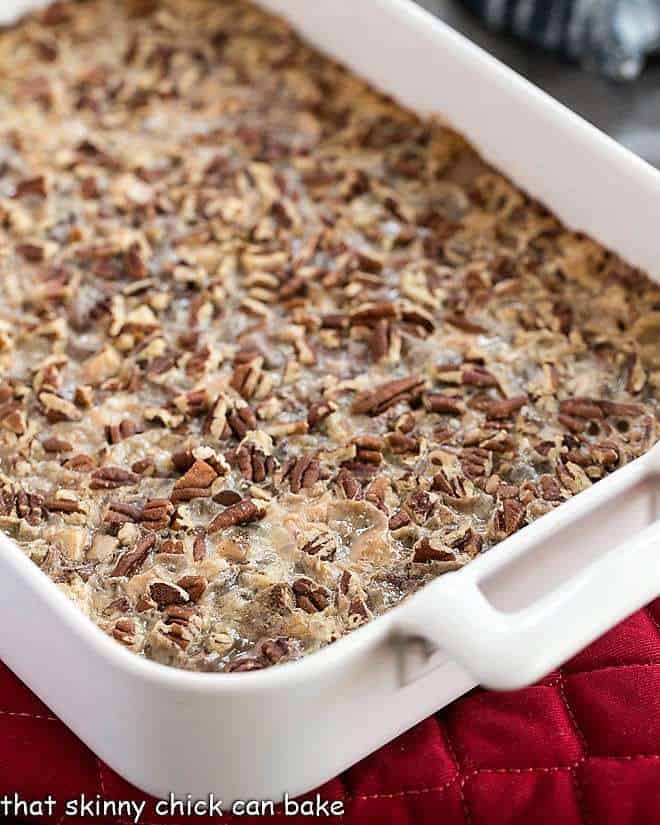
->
[14,176,47,199]
[0,0,656,677]
[207,499,265,533]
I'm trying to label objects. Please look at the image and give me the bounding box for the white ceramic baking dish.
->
[2,0,660,804]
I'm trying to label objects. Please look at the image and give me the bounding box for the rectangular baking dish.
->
[1,0,660,803]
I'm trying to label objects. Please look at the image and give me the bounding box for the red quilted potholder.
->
[2,600,659,825]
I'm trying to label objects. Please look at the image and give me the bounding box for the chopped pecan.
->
[431,470,469,499]
[44,495,83,514]
[351,374,425,415]
[160,539,184,554]
[226,403,257,439]
[171,459,218,502]
[213,489,243,506]
[112,619,137,646]
[282,454,320,492]
[598,400,644,418]
[104,500,142,527]
[336,468,362,500]
[110,533,156,578]
[90,466,139,490]
[461,366,499,388]
[559,398,604,420]
[149,581,189,609]
[412,538,455,564]
[42,436,73,453]
[230,357,264,400]
[353,435,383,465]
[236,443,275,483]
[208,499,265,533]
[14,176,47,199]
[192,531,207,561]
[292,578,330,613]
[483,396,527,419]
[388,509,411,531]
[368,319,397,362]
[307,400,336,429]
[301,534,335,561]
[16,490,45,525]
[386,431,418,454]
[63,453,96,473]
[558,414,585,434]
[490,498,526,540]
[39,392,81,422]
[425,394,463,415]
[405,490,435,524]
[105,419,141,444]
[141,498,174,530]
[350,301,396,325]
[16,243,45,263]
[461,447,492,481]
[177,575,207,602]
[539,474,563,502]
[260,637,290,664]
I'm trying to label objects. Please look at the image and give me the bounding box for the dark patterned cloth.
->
[460,0,660,79]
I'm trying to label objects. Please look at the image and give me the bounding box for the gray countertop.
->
[417,1,660,167]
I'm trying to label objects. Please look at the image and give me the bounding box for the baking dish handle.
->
[397,452,660,691]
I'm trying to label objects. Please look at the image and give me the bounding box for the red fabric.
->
[2,600,659,825]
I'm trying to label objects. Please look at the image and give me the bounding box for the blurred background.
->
[417,0,660,168]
